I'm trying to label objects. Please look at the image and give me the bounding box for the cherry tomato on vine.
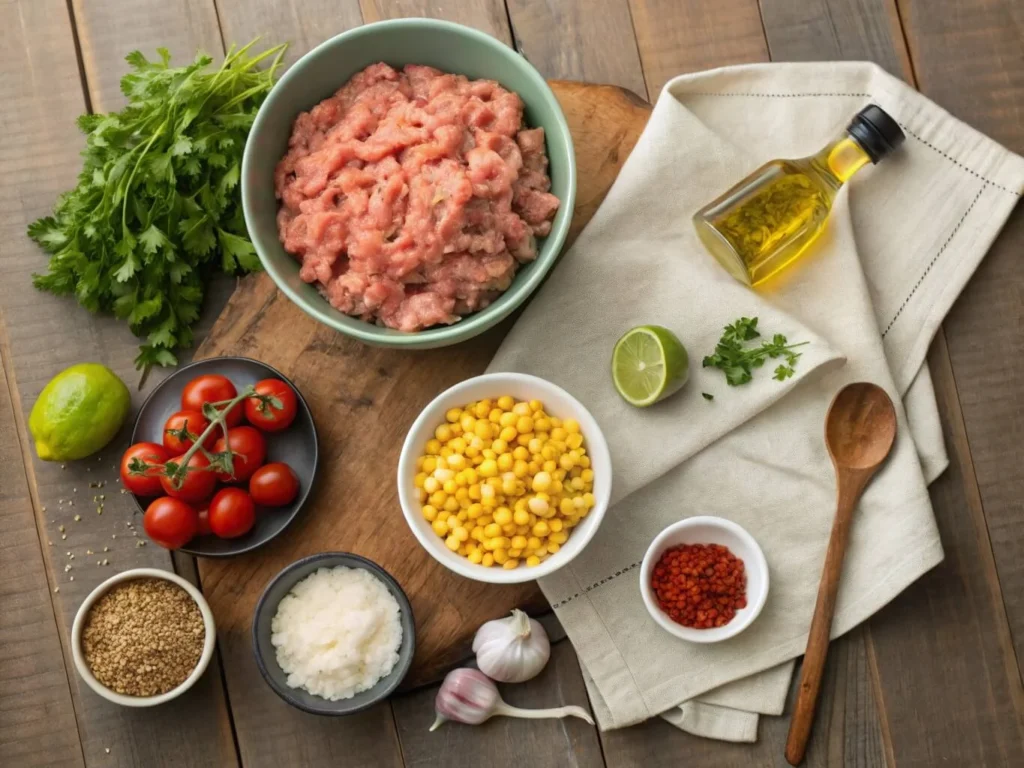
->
[212,426,266,483]
[181,374,243,427]
[249,462,300,507]
[244,379,298,433]
[160,452,217,503]
[208,488,256,539]
[120,442,170,497]
[162,410,213,453]
[143,497,199,549]
[194,500,213,536]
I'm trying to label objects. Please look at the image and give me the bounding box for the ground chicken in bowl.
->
[274,63,561,332]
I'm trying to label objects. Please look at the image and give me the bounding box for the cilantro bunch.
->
[28,41,286,369]
[702,317,808,386]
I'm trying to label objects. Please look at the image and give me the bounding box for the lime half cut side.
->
[612,325,689,407]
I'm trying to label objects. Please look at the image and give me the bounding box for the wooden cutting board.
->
[194,81,652,687]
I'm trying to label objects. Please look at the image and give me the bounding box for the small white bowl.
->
[640,516,769,643]
[398,372,611,584]
[72,568,217,707]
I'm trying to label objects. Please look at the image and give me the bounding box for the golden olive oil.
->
[694,105,904,286]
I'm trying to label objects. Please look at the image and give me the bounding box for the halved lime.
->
[612,325,689,407]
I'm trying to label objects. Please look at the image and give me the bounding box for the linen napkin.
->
[488,61,1024,740]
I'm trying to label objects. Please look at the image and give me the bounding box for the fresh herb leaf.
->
[702,392,714,401]
[703,317,807,387]
[28,40,287,370]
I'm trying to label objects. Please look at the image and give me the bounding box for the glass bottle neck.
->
[809,134,873,186]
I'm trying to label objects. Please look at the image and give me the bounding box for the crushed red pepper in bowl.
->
[650,543,747,629]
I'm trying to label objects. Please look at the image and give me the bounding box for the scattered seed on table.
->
[74,514,81,522]
[69,576,74,581]
[58,525,65,532]
[103,547,109,552]
[102,559,109,566]
[54,587,59,593]
[61,534,67,540]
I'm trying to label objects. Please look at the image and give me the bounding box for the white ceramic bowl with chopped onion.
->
[398,372,612,584]
[71,568,217,707]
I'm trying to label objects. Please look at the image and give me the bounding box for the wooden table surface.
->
[2,1,1022,766]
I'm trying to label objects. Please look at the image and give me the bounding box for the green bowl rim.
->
[242,18,577,347]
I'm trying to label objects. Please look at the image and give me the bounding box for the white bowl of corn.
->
[398,373,611,584]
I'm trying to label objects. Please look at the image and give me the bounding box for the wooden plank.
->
[506,0,648,98]
[0,327,83,768]
[0,3,235,765]
[392,642,605,768]
[628,0,769,95]
[896,0,1024,667]
[600,629,885,768]
[758,0,911,77]
[759,0,1024,764]
[361,0,513,45]
[70,0,223,112]
[0,1,237,765]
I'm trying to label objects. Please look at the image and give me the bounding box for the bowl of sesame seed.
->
[71,568,216,707]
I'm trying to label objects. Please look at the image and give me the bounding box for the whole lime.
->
[28,364,131,461]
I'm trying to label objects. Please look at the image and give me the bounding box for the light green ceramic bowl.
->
[242,19,576,349]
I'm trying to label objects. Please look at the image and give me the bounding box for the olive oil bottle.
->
[693,105,904,286]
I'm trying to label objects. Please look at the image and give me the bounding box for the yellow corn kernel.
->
[583,492,596,508]
[467,503,484,520]
[501,524,516,536]
[525,438,541,454]
[534,417,551,433]
[526,555,541,567]
[456,510,469,522]
[516,524,531,536]
[499,426,518,443]
[423,476,440,494]
[493,548,509,565]
[483,523,502,539]
[482,553,495,567]
[513,402,532,417]
[501,476,517,495]
[532,520,550,537]
[452,526,469,542]
[495,454,512,474]
[550,427,568,442]
[454,486,469,501]
[528,497,549,516]
[513,508,531,526]
[478,459,498,478]
[460,413,476,432]
[516,433,533,447]
[511,459,528,479]
[511,535,528,550]
[477,514,493,527]
[558,498,575,515]
[446,454,467,472]
[414,472,428,488]
[468,485,482,501]
[515,416,534,435]
[581,468,594,483]
[495,395,514,411]
[508,547,523,558]
[443,497,460,512]
[550,531,569,544]
[489,408,503,423]
[445,535,460,551]
[429,490,447,506]
[432,518,449,536]
[527,536,543,550]
[425,439,442,455]
[441,479,456,495]
[573,496,586,511]
[579,455,591,469]
[559,453,576,471]
[512,446,530,461]
[542,460,557,474]
[416,488,428,504]
[421,505,438,522]
[562,418,580,434]
[549,518,564,533]
[468,549,484,564]
[451,436,469,454]
[493,507,513,526]
[567,433,584,450]
[471,525,484,541]
[445,408,462,423]
[570,477,585,491]
[531,472,552,493]
[499,411,518,428]
[436,424,453,443]
[480,449,496,462]
[503,558,520,570]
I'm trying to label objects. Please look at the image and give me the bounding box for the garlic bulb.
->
[431,668,593,731]
[472,609,550,683]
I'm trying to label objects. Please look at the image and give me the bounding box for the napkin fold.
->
[488,61,1024,740]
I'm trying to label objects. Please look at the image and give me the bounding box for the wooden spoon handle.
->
[785,477,863,765]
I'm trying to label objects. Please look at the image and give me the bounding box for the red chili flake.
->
[650,543,747,629]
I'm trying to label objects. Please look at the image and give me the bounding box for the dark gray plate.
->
[129,356,318,557]
[252,553,416,715]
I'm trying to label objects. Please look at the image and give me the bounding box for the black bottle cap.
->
[847,104,905,163]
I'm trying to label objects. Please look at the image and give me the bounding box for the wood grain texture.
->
[392,642,605,768]
[628,0,768,95]
[70,0,223,112]
[506,0,648,98]
[194,79,644,690]
[758,0,911,77]
[0,329,83,768]
[0,1,236,765]
[361,0,513,44]
[896,0,1024,668]
[600,629,885,768]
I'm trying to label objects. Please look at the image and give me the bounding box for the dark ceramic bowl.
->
[252,553,416,715]
[129,356,318,557]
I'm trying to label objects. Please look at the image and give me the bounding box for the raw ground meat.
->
[274,63,561,332]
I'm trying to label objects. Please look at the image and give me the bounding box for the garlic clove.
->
[472,609,551,683]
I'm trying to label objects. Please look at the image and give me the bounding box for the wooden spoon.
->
[785,382,897,766]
